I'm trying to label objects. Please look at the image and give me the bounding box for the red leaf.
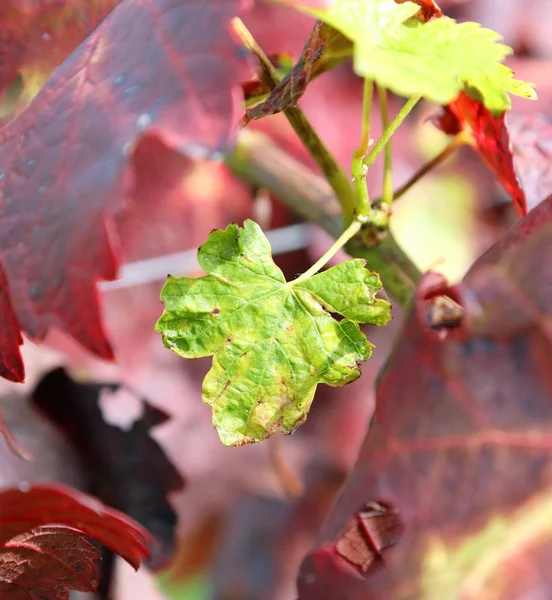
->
[0,485,151,599]
[0,266,23,382]
[298,194,552,598]
[433,91,527,216]
[0,0,250,378]
[0,1,119,115]
[0,525,99,599]
[0,484,151,569]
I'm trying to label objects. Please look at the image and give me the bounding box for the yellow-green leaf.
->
[156,220,390,446]
[293,0,536,114]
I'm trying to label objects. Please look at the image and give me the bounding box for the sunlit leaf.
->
[156,220,390,446]
[433,91,527,216]
[293,0,536,114]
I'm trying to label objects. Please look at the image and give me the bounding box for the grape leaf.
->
[297,193,552,599]
[0,0,250,381]
[294,0,536,114]
[0,266,23,382]
[0,484,151,599]
[156,220,391,446]
[433,91,527,216]
[246,21,352,121]
[0,525,100,599]
[0,484,151,567]
[0,0,119,118]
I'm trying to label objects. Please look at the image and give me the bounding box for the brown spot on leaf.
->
[211,308,220,316]
[265,415,285,437]
[416,271,466,341]
[335,501,403,575]
[427,295,464,331]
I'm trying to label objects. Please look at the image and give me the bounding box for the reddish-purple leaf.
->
[0,484,151,568]
[0,0,250,380]
[0,266,23,382]
[0,485,151,599]
[0,1,119,115]
[245,21,352,122]
[0,525,100,599]
[298,193,552,599]
[433,91,527,216]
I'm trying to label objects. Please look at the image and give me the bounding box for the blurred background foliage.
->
[0,0,549,598]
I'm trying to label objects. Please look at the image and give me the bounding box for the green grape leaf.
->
[156,220,390,446]
[294,0,536,114]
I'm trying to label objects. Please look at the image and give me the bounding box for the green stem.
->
[393,131,470,200]
[359,78,374,155]
[292,219,362,285]
[352,79,373,218]
[378,85,393,205]
[231,17,357,222]
[364,95,420,168]
[226,129,422,306]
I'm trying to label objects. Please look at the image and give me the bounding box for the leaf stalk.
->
[292,219,362,284]
[378,85,393,205]
[393,131,470,200]
[352,78,374,218]
[364,95,421,168]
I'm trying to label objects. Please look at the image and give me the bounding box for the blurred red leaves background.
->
[0,0,251,381]
[0,484,150,598]
[0,0,551,599]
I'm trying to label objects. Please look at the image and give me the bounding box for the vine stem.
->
[352,78,373,218]
[231,17,357,221]
[359,78,374,154]
[378,85,393,205]
[364,95,421,168]
[393,131,470,200]
[292,219,363,285]
[226,129,422,307]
